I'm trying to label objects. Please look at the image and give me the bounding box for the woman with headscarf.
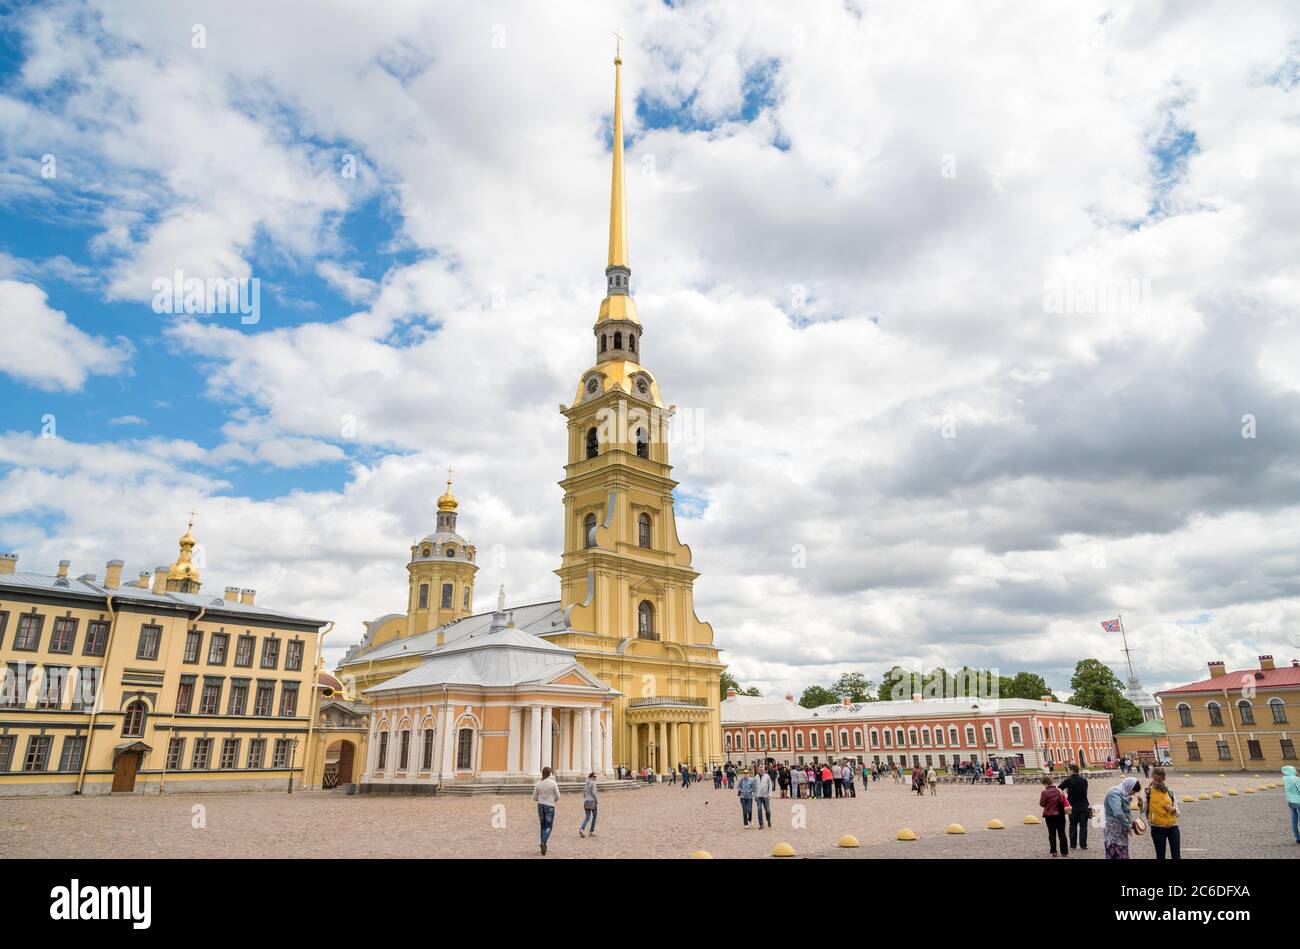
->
[1103,776,1142,859]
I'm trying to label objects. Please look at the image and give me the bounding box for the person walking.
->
[1039,774,1069,857]
[754,766,773,829]
[1103,777,1142,860]
[531,765,560,856]
[831,761,843,798]
[1058,763,1091,851]
[925,765,938,796]
[911,765,925,796]
[820,762,834,799]
[1143,767,1180,859]
[793,764,805,799]
[737,769,756,827]
[843,761,856,798]
[579,771,599,838]
[1281,764,1299,843]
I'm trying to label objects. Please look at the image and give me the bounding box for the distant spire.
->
[497,583,506,612]
[489,584,509,633]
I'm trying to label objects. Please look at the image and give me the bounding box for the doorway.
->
[112,751,140,792]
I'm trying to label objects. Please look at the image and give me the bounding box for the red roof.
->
[1159,664,1300,696]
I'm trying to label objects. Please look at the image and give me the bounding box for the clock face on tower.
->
[586,377,599,394]
[635,377,649,395]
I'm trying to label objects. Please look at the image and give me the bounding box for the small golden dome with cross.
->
[436,468,458,512]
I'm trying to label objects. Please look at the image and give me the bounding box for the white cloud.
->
[0,280,132,391]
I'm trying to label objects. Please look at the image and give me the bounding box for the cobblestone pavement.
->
[2,772,1296,859]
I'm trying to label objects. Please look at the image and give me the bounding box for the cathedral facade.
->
[331,50,725,788]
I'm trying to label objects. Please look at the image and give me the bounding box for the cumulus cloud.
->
[2,1,1299,696]
[0,280,132,390]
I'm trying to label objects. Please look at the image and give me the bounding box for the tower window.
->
[586,427,599,459]
[613,331,622,350]
[635,427,649,459]
[463,588,470,610]
[638,513,651,548]
[441,584,453,609]
[637,600,655,638]
[446,547,455,558]
[418,583,429,609]
[628,333,635,353]
[421,547,430,558]
[600,334,607,352]
[584,514,597,549]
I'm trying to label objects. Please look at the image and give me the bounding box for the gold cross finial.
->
[613,29,622,59]
[446,466,454,489]
[186,509,198,529]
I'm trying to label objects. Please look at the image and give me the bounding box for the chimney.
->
[239,588,256,606]
[137,570,151,588]
[104,560,124,589]
[224,586,240,603]
[911,692,922,702]
[725,688,738,699]
[1208,660,1226,678]
[1040,694,1054,703]
[841,695,851,707]
[785,692,794,703]
[0,553,16,574]
[57,559,70,578]
[152,566,168,594]
[1258,655,1275,671]
[1292,659,1299,669]
[436,631,445,647]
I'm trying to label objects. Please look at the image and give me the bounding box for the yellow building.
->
[0,522,330,796]
[1159,655,1300,771]
[333,49,725,786]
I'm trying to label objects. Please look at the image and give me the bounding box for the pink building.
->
[720,690,1114,771]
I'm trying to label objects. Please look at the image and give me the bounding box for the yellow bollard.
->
[1244,788,1256,794]
[1227,789,1238,795]
[837,834,860,848]
[987,819,1005,829]
[1211,791,1223,798]
[772,842,796,858]
[1197,793,1210,800]
[1023,815,1040,824]
[946,823,966,834]
[691,850,713,859]
[1181,795,1195,802]
[896,828,918,841]
[1218,773,1226,778]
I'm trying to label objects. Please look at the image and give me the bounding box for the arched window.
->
[1177,703,1193,727]
[1207,701,1223,725]
[795,731,804,749]
[635,427,649,458]
[600,334,607,352]
[748,733,756,750]
[810,731,819,749]
[1237,700,1255,725]
[780,732,789,749]
[1269,697,1288,724]
[934,727,944,747]
[122,700,147,738]
[949,725,959,746]
[769,730,777,749]
[440,583,453,609]
[1010,724,1023,745]
[638,513,651,548]
[586,427,599,459]
[463,588,470,610]
[455,728,474,770]
[445,547,455,557]
[983,724,995,745]
[758,732,766,749]
[869,728,879,748]
[613,331,622,350]
[584,514,597,548]
[882,729,892,747]
[909,728,919,746]
[421,546,430,557]
[839,729,849,748]
[725,734,732,752]
[418,583,429,609]
[628,333,636,353]
[964,725,976,745]
[637,600,654,638]
[853,729,862,749]
[895,728,905,747]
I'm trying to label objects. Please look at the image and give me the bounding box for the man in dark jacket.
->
[1058,763,1091,850]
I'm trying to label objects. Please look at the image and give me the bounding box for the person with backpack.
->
[1058,763,1091,851]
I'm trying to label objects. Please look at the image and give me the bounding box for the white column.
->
[362,714,378,781]
[581,708,593,774]
[507,707,521,776]
[541,705,553,770]
[603,710,614,775]
[529,704,543,777]
[385,716,399,779]
[440,709,456,780]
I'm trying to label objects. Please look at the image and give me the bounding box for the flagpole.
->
[1118,613,1136,681]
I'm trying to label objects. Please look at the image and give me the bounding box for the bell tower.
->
[406,470,478,634]
[551,45,722,770]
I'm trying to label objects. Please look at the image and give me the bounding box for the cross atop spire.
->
[613,29,622,60]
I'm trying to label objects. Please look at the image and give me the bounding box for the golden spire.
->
[436,466,458,512]
[597,35,639,326]
[608,33,628,271]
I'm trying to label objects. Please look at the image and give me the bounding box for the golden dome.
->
[437,468,458,512]
[167,514,201,583]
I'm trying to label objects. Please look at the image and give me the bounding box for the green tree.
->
[876,665,913,702]
[1069,659,1142,731]
[720,672,761,700]
[742,686,762,697]
[799,685,838,709]
[999,671,1055,701]
[832,672,874,703]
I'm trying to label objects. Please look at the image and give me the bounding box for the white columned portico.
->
[591,708,603,773]
[385,715,399,779]
[362,714,379,781]
[581,708,593,773]
[507,706,522,777]
[440,708,456,781]
[529,704,543,776]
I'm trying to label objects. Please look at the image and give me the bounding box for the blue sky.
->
[2,1,1300,695]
